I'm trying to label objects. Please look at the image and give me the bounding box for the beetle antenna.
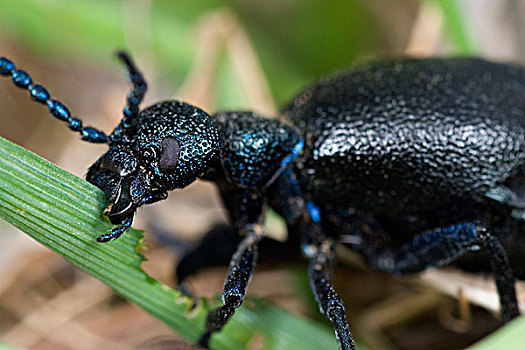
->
[0,57,108,143]
[116,51,147,130]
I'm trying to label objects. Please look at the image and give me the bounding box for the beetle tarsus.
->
[96,216,133,242]
[198,331,211,348]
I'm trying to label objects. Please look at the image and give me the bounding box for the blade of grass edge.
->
[0,136,337,350]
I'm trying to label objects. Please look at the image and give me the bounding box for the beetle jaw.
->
[104,169,152,224]
[105,180,135,224]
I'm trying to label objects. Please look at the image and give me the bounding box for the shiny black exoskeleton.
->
[1,54,524,350]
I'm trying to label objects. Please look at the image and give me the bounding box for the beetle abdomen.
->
[283,58,525,213]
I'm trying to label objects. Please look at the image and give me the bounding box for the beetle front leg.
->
[199,192,265,348]
[176,222,301,303]
[269,168,355,349]
[199,224,263,347]
[97,215,134,242]
[96,190,166,242]
[302,221,355,350]
[139,190,168,206]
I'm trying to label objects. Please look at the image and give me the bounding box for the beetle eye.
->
[159,136,180,172]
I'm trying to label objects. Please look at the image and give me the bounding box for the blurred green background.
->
[0,1,524,350]
[0,0,478,112]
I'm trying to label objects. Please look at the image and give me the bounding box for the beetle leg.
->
[96,215,133,242]
[139,191,167,205]
[362,222,519,321]
[302,220,356,350]
[199,223,263,348]
[198,191,266,348]
[176,224,240,297]
[267,168,355,349]
[176,223,301,302]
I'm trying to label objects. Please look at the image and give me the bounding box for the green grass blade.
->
[468,315,525,350]
[0,136,337,349]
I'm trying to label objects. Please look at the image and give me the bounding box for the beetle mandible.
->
[1,53,524,350]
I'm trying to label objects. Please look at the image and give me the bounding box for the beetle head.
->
[88,101,220,224]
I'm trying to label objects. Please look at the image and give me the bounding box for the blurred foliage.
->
[0,344,23,350]
[0,0,397,109]
[0,0,476,109]
[425,0,477,54]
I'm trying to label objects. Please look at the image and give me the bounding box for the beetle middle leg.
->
[300,217,355,350]
[266,168,356,349]
[359,222,520,321]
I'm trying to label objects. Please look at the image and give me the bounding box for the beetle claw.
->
[97,216,133,242]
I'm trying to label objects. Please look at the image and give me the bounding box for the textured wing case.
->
[282,58,525,213]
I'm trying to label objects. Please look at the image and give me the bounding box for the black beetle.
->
[1,53,524,350]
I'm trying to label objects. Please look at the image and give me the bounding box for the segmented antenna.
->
[116,51,147,128]
[0,57,108,143]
